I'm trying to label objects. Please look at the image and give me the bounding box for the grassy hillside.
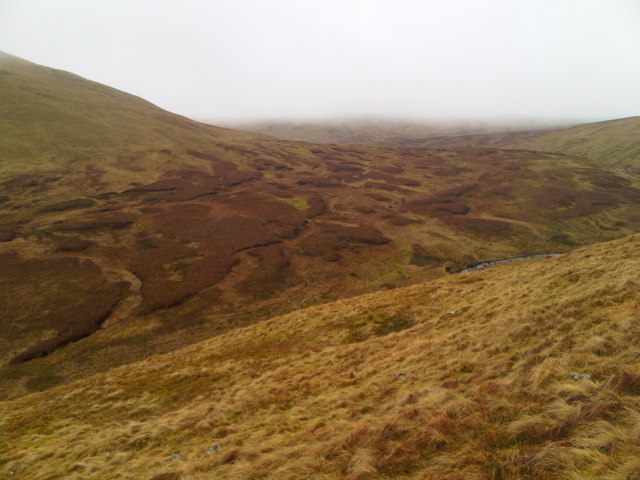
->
[0,51,257,177]
[1,234,639,479]
[2,53,640,400]
[510,116,640,168]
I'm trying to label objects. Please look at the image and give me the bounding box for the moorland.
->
[1,52,639,479]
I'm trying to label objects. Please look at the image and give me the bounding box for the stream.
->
[456,253,561,273]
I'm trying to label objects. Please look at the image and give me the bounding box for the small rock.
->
[570,372,591,380]
[206,443,223,454]
[170,454,183,462]
[8,462,26,475]
[394,372,406,378]
[439,308,464,320]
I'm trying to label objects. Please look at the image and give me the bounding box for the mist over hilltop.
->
[1,0,639,123]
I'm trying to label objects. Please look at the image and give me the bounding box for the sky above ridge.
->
[1,0,639,123]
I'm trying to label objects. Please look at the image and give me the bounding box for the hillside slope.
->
[510,116,640,168]
[228,119,518,145]
[2,53,640,400]
[1,234,639,479]
[241,117,640,170]
[0,51,257,177]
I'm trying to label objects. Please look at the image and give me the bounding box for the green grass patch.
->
[283,197,310,210]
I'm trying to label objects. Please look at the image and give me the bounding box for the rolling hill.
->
[225,118,525,145]
[2,52,640,402]
[238,117,640,170]
[1,233,639,479]
[509,116,640,167]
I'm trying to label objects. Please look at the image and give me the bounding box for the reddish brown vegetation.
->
[131,193,313,312]
[606,372,640,395]
[0,230,16,242]
[328,172,360,183]
[365,193,391,202]
[409,244,442,266]
[375,166,404,174]
[358,171,420,186]
[52,213,135,232]
[185,149,220,162]
[0,253,127,363]
[237,245,293,299]
[38,198,96,213]
[0,174,60,191]
[296,177,343,188]
[148,473,181,480]
[382,214,422,226]
[445,216,517,238]
[250,158,292,171]
[407,198,470,216]
[362,181,407,192]
[301,222,390,261]
[406,183,478,217]
[326,161,365,173]
[213,160,262,185]
[126,166,260,202]
[132,249,235,314]
[532,186,619,219]
[307,195,326,218]
[154,204,267,249]
[54,236,95,252]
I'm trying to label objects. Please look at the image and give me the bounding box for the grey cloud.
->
[1,0,639,123]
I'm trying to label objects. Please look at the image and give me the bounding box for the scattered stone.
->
[8,462,27,476]
[206,443,223,454]
[569,372,592,380]
[170,454,183,462]
[439,308,465,319]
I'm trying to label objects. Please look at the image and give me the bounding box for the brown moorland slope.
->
[1,234,639,479]
[2,53,640,400]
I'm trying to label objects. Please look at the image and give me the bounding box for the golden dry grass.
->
[1,234,639,479]
[0,51,257,179]
[511,116,640,168]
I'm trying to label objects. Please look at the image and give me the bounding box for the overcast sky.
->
[1,0,639,123]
